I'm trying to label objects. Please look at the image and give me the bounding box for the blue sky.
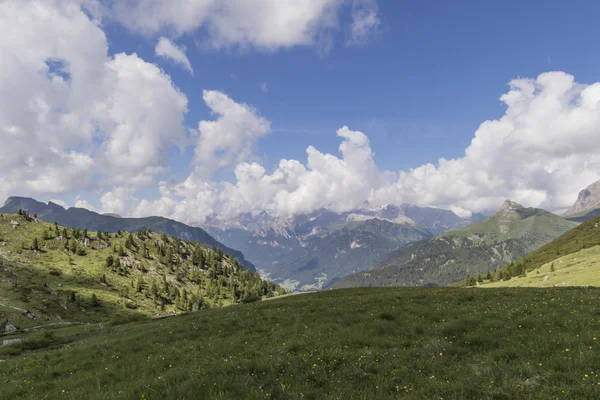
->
[2,0,600,223]
[131,0,600,173]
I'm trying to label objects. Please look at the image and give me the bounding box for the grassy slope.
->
[2,287,600,399]
[334,206,577,288]
[0,214,283,331]
[472,214,600,287]
[482,245,600,287]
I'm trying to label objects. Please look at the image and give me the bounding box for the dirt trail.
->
[0,301,26,313]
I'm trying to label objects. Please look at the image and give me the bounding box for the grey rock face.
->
[565,180,600,217]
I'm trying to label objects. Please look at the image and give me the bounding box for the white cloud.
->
[260,82,268,93]
[99,187,139,215]
[369,71,600,214]
[155,37,194,75]
[0,0,188,197]
[347,0,381,45]
[108,0,379,52]
[194,90,271,176]
[74,198,97,212]
[50,199,70,209]
[120,71,600,224]
[99,53,188,186]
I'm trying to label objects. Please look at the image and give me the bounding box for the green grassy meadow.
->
[482,245,600,288]
[2,287,600,399]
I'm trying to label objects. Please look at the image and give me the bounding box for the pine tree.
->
[69,239,77,254]
[90,293,100,307]
[125,233,134,250]
[105,255,114,268]
[32,238,39,251]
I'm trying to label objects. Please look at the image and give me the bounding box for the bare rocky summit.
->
[565,180,600,217]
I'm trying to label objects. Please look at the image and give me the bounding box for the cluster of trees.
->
[100,229,285,311]
[10,211,285,314]
[17,209,37,220]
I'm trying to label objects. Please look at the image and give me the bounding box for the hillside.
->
[1,287,600,399]
[333,201,577,288]
[0,197,257,272]
[467,214,600,287]
[0,212,285,332]
[206,205,482,290]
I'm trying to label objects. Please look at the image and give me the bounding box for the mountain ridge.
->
[205,205,483,290]
[0,197,257,272]
[333,201,578,288]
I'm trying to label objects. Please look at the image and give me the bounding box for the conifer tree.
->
[70,239,77,254]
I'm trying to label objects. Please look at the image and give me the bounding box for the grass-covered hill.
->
[2,287,600,399]
[0,211,285,332]
[0,197,257,271]
[333,201,577,288]
[464,214,600,287]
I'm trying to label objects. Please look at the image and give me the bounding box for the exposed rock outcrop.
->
[565,180,600,217]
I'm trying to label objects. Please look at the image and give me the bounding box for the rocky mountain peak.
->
[500,200,523,211]
[565,180,600,217]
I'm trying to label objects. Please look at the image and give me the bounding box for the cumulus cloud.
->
[117,71,600,224]
[108,0,379,52]
[155,37,194,75]
[369,71,600,214]
[194,90,271,176]
[0,0,188,196]
[74,198,97,212]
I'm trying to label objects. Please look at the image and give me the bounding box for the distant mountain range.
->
[333,200,578,289]
[4,178,595,292]
[0,197,256,272]
[205,205,485,290]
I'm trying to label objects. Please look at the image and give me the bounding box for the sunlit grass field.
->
[482,245,600,288]
[2,287,600,399]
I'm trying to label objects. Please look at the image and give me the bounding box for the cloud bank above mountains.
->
[1,0,599,225]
